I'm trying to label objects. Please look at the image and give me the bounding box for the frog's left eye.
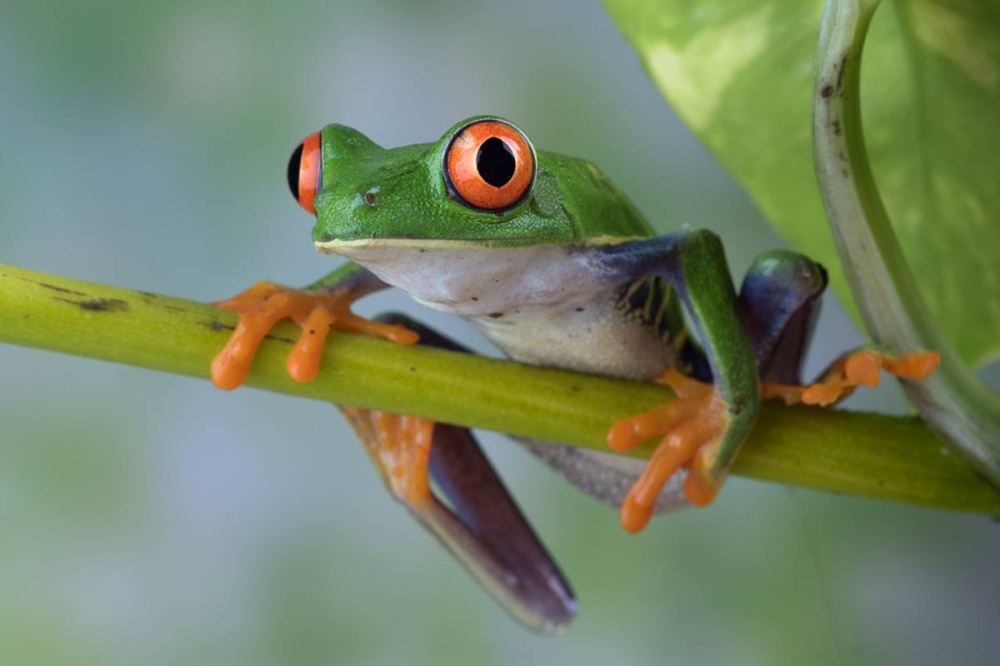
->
[444,119,535,211]
[287,131,323,215]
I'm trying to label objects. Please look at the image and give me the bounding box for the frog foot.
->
[211,281,419,390]
[607,369,731,534]
[761,349,941,407]
[342,406,435,509]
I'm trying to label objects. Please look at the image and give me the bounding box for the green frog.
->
[210,117,938,632]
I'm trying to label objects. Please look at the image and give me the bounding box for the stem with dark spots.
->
[1,262,997,514]
[814,0,1000,486]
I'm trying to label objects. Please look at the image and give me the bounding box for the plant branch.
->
[813,0,1000,485]
[1,262,997,513]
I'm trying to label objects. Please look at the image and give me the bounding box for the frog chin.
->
[314,238,608,316]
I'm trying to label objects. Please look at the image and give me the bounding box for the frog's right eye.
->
[287,131,322,215]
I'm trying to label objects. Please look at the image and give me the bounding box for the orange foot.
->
[761,349,941,407]
[342,407,435,509]
[210,281,418,390]
[607,370,732,534]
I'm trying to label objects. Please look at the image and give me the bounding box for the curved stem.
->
[813,0,1000,486]
[0,262,997,513]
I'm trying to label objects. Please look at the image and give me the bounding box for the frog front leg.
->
[591,229,761,533]
[211,263,415,390]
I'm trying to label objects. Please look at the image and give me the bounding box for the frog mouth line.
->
[314,237,533,254]
[315,234,642,255]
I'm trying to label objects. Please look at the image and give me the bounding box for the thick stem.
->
[813,0,1000,485]
[1,263,997,513]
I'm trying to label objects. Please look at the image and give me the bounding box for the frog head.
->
[286,116,650,253]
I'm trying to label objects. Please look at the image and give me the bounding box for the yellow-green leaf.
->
[604,0,1000,368]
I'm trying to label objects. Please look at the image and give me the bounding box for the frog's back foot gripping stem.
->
[737,251,941,406]
[346,313,577,634]
[761,347,941,407]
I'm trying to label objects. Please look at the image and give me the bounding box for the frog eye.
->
[287,131,323,215]
[444,119,535,211]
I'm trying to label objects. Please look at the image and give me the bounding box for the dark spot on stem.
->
[488,312,504,319]
[837,54,848,89]
[821,84,834,98]
[37,282,88,296]
[203,320,234,332]
[55,297,129,312]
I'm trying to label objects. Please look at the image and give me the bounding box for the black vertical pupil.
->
[287,143,304,200]
[476,137,516,187]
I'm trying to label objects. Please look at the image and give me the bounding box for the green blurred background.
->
[1,1,998,664]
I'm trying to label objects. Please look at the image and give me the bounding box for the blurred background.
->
[1,1,998,664]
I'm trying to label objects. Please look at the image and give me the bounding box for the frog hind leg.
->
[738,249,828,384]
[345,313,576,633]
[736,252,941,406]
[595,230,760,533]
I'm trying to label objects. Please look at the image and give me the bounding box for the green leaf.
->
[604,0,1000,368]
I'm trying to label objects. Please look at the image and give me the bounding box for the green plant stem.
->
[813,0,1000,486]
[1,262,997,513]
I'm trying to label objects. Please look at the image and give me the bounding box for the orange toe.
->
[683,468,721,507]
[607,399,703,453]
[884,350,941,380]
[286,306,336,382]
[844,350,882,387]
[800,382,850,407]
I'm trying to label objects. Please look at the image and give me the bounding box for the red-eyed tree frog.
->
[210,117,939,632]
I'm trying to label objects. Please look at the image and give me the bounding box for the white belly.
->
[329,240,688,513]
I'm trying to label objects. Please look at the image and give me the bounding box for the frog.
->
[209,116,939,633]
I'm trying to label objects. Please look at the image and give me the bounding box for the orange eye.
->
[444,120,534,211]
[287,131,322,214]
